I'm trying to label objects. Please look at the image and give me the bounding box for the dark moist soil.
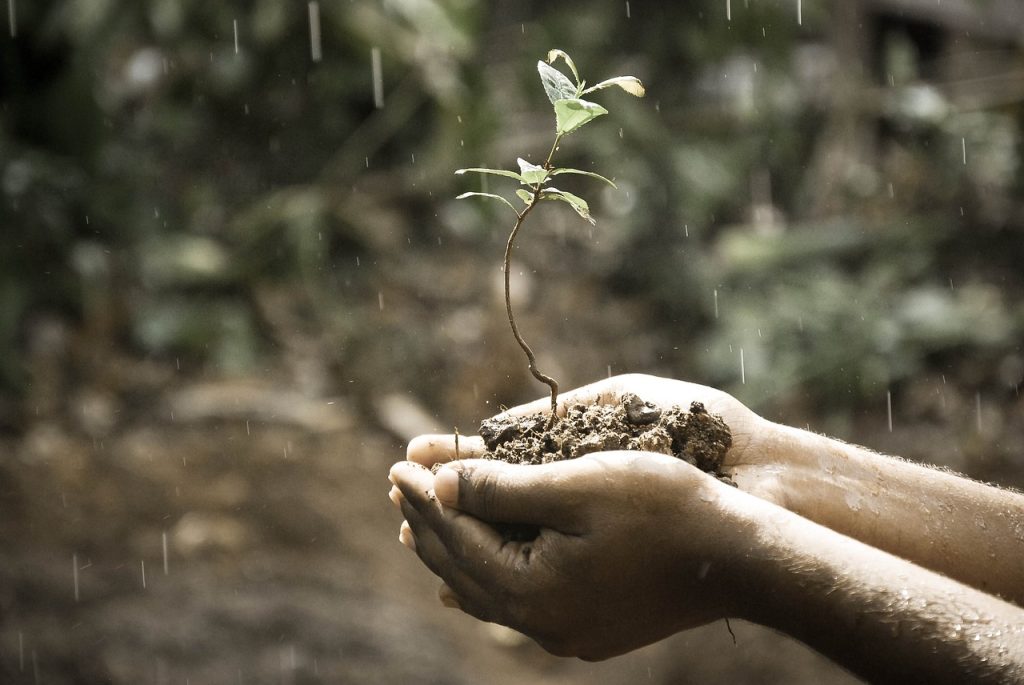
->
[479,393,733,476]
[474,394,733,542]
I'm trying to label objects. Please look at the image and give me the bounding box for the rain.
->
[3,1,1024,683]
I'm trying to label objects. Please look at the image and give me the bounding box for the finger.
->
[400,501,505,623]
[498,376,624,419]
[431,459,584,529]
[438,582,461,609]
[406,434,488,468]
[388,485,404,509]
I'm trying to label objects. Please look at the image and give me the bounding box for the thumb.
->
[434,459,577,528]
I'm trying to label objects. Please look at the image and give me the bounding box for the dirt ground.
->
[0,360,866,684]
[1,253,1020,684]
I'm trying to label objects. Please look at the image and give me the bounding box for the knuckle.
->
[473,468,506,518]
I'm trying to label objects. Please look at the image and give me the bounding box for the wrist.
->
[674,473,778,623]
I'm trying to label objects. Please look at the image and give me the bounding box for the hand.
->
[408,374,788,506]
[389,451,749,661]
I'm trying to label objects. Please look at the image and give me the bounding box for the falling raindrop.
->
[72,553,80,602]
[625,1,631,19]
[886,390,893,432]
[739,348,745,384]
[797,0,802,25]
[141,560,147,589]
[7,0,15,38]
[371,47,384,109]
[607,364,612,378]
[162,531,169,574]
[726,0,731,21]
[378,291,384,311]
[713,289,719,318]
[308,2,322,62]
[888,182,895,199]
[233,19,239,54]
[962,137,967,165]
[245,419,251,436]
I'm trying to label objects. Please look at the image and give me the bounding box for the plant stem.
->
[503,134,564,428]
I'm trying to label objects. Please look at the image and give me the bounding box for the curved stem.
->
[502,133,565,428]
[504,197,559,427]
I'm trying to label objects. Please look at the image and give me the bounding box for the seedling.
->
[455,49,645,426]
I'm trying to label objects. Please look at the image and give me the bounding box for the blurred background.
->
[2,1,1023,682]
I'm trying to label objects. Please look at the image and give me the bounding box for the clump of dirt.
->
[478,393,732,477]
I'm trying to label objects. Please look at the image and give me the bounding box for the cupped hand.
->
[407,374,788,506]
[389,451,749,660]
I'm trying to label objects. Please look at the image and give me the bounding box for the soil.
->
[474,394,733,542]
[478,393,733,476]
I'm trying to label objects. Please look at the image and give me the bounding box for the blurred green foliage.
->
[2,0,1022,424]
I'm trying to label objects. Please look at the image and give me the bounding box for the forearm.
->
[735,421,1024,605]
[725,493,1024,684]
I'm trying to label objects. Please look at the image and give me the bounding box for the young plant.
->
[456,49,645,427]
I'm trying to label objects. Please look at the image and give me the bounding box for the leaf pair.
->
[455,159,616,189]
[538,52,645,135]
[456,183,596,224]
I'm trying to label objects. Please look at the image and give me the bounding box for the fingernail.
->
[434,466,459,506]
[399,521,415,551]
[388,486,402,508]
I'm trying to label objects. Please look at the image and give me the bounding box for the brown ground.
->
[0,356,861,684]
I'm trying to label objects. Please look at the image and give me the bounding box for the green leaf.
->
[516,158,548,185]
[550,168,617,188]
[553,98,608,135]
[582,76,646,97]
[539,187,595,224]
[515,189,535,205]
[546,49,580,84]
[455,192,518,214]
[455,167,526,183]
[537,61,578,105]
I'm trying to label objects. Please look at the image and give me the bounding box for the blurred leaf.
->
[515,189,535,205]
[516,158,548,185]
[455,167,526,182]
[537,61,578,105]
[550,167,617,187]
[583,76,646,97]
[554,98,608,135]
[455,192,518,213]
[539,188,594,224]
[546,49,580,84]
